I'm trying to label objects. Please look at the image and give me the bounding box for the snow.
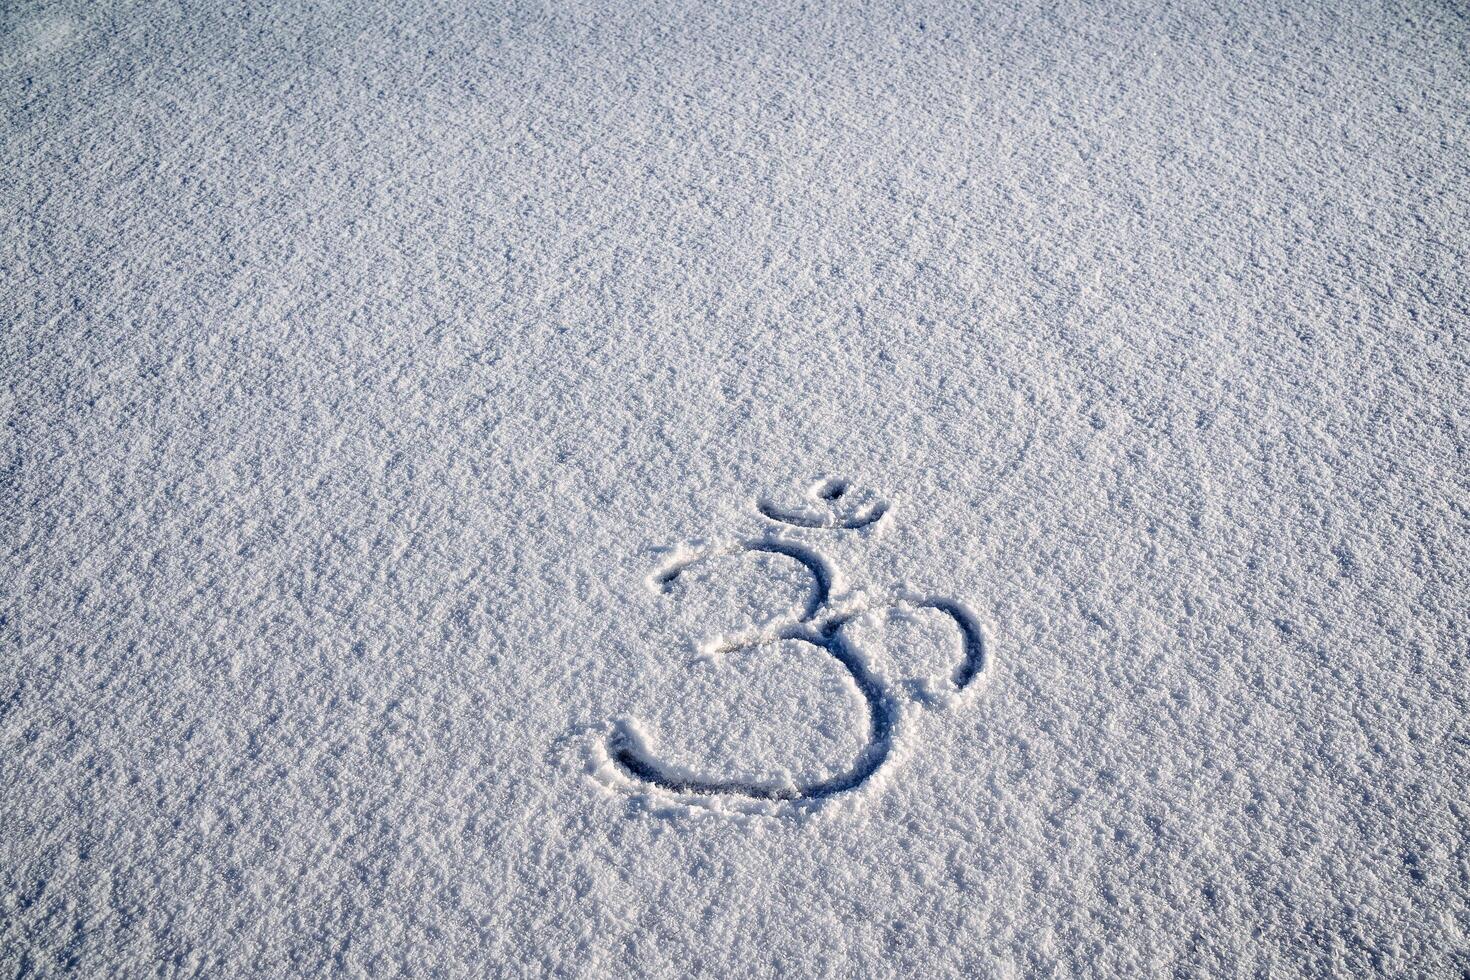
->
[3,0,1468,973]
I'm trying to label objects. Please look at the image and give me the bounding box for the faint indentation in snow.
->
[5,14,78,66]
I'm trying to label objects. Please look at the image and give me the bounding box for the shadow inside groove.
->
[652,539,834,623]
[911,598,987,690]
[607,619,897,805]
[756,499,887,530]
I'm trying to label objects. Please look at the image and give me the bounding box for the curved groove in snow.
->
[606,621,897,803]
[755,498,889,530]
[756,476,889,531]
[907,596,988,691]
[651,538,835,623]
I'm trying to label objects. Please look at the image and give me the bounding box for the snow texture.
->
[3,0,1469,974]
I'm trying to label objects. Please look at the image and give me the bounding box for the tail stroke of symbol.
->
[603,479,988,808]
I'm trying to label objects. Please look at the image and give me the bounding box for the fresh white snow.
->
[3,0,1468,974]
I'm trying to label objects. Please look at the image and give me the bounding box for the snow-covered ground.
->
[4,0,1467,974]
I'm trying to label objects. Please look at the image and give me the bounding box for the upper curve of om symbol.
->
[595,478,991,814]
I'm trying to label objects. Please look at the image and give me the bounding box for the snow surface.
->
[4,0,1469,974]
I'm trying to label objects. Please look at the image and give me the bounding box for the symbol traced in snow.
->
[755,476,889,530]
[599,481,988,812]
